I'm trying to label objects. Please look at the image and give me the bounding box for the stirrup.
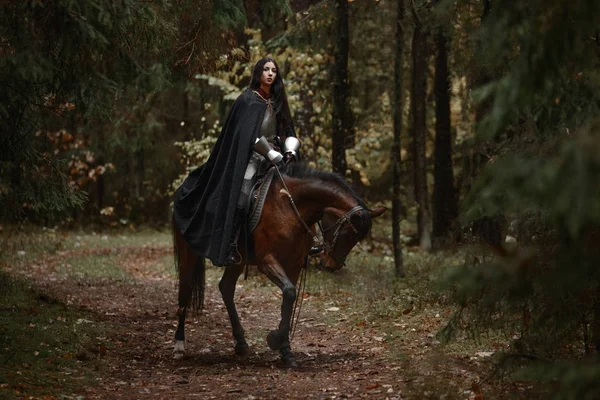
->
[224,244,242,266]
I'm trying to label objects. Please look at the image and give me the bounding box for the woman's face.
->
[260,61,277,89]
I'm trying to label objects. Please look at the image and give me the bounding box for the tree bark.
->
[331,0,350,175]
[410,2,432,251]
[482,0,491,20]
[594,285,600,355]
[392,0,406,277]
[297,77,315,146]
[96,131,105,212]
[432,15,458,241]
[473,0,492,112]
[135,149,145,199]
[182,91,191,140]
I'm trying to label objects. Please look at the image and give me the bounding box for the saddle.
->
[246,167,276,233]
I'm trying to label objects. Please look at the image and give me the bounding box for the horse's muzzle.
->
[317,253,346,271]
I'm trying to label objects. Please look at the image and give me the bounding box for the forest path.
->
[13,241,498,400]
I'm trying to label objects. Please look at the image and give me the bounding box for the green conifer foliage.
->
[443,0,600,396]
[0,0,175,221]
[213,0,247,29]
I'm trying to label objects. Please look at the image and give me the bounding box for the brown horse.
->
[172,163,385,366]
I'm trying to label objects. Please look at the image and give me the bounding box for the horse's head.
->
[318,205,386,271]
[277,162,387,270]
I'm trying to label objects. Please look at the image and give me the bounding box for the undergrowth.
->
[0,270,112,399]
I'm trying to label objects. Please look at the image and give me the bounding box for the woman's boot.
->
[224,208,244,266]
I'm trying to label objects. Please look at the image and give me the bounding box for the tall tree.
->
[467,0,505,247]
[432,0,457,241]
[331,0,351,175]
[0,0,175,222]
[410,1,432,250]
[443,0,600,394]
[392,0,406,277]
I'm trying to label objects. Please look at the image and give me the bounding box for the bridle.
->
[274,166,365,266]
[318,205,365,266]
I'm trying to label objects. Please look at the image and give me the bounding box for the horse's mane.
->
[279,162,371,238]
[280,162,364,204]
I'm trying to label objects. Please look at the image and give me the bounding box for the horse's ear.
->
[369,206,387,218]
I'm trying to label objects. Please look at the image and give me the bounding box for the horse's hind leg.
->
[174,308,187,359]
[173,226,205,359]
[219,265,250,356]
[173,256,195,359]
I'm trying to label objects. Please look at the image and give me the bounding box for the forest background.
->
[2,0,600,397]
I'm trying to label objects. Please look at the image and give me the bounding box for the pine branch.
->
[265,0,330,46]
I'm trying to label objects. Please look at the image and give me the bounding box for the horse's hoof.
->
[267,330,283,351]
[173,340,185,359]
[235,342,250,357]
[280,356,297,368]
[280,347,297,368]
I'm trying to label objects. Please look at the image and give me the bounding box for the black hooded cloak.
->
[173,88,292,266]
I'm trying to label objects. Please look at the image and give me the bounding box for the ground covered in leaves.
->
[1,228,532,399]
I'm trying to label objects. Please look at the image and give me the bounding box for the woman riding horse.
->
[172,57,386,367]
[173,57,300,268]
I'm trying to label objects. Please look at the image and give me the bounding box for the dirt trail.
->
[15,245,498,400]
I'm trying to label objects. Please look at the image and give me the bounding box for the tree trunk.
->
[135,149,145,199]
[473,0,492,117]
[182,91,191,140]
[468,0,504,247]
[594,285,600,355]
[332,0,350,175]
[432,19,458,241]
[411,3,432,251]
[96,131,105,212]
[297,78,315,149]
[482,0,491,20]
[392,0,406,277]
[9,155,22,222]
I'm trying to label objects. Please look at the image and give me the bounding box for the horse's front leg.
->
[259,255,297,367]
[218,264,250,356]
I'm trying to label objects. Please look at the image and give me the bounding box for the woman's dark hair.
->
[249,57,295,140]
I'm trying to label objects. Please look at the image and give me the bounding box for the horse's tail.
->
[172,216,205,313]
